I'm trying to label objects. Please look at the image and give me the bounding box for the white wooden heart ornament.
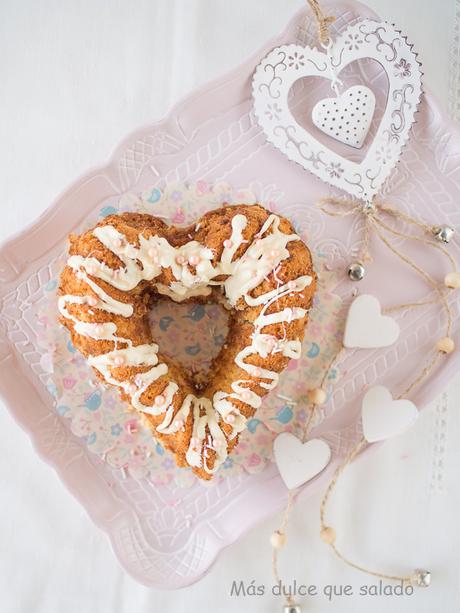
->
[344,294,400,349]
[273,433,331,490]
[252,20,422,201]
[362,385,418,443]
[312,85,376,149]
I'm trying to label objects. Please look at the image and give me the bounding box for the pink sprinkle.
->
[223,239,233,248]
[253,368,261,377]
[242,390,251,401]
[95,324,104,335]
[174,418,184,429]
[127,383,137,395]
[270,249,280,258]
[113,355,125,366]
[226,414,235,424]
[176,255,186,265]
[188,255,200,266]
[87,296,98,307]
[155,394,165,406]
[113,237,124,248]
[288,280,297,290]
[148,247,158,258]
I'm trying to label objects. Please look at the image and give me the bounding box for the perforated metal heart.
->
[312,85,376,149]
[252,19,422,201]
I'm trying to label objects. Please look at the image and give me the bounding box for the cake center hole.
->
[148,300,230,391]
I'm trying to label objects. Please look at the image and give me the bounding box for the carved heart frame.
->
[252,19,423,201]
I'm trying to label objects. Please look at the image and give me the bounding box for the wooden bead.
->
[320,526,336,544]
[437,337,455,354]
[270,530,286,549]
[308,388,327,405]
[445,272,460,289]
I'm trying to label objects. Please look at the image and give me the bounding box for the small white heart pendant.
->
[312,86,376,149]
[344,294,400,349]
[362,385,418,443]
[273,433,331,490]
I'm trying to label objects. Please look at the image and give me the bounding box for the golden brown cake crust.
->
[58,204,316,479]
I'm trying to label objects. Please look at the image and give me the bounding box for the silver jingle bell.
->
[432,225,454,244]
[347,262,365,281]
[283,605,302,613]
[412,568,431,588]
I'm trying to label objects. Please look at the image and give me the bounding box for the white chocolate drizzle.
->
[58,211,313,474]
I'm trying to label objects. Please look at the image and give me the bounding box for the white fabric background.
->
[1,1,459,612]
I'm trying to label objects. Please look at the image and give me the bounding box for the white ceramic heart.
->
[344,294,400,349]
[252,20,422,201]
[312,85,376,149]
[362,385,418,442]
[273,433,331,490]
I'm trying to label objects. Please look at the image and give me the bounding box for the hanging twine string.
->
[306,0,336,45]
[271,490,296,606]
[318,434,417,583]
[317,197,457,271]
[314,196,456,583]
[317,197,455,337]
[271,194,458,604]
[271,348,344,605]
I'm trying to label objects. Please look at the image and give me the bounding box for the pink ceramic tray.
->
[1,1,460,589]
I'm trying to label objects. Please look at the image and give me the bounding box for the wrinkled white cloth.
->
[1,1,459,612]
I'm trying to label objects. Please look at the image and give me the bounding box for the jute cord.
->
[306,0,336,45]
[272,194,456,600]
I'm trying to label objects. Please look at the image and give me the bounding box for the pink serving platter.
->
[2,0,460,589]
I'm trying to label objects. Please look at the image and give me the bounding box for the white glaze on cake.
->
[58,213,313,474]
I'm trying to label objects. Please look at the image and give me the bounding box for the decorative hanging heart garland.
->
[251,1,458,611]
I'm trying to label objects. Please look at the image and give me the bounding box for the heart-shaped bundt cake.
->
[58,204,316,479]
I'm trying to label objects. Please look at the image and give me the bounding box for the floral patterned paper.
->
[37,182,343,487]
